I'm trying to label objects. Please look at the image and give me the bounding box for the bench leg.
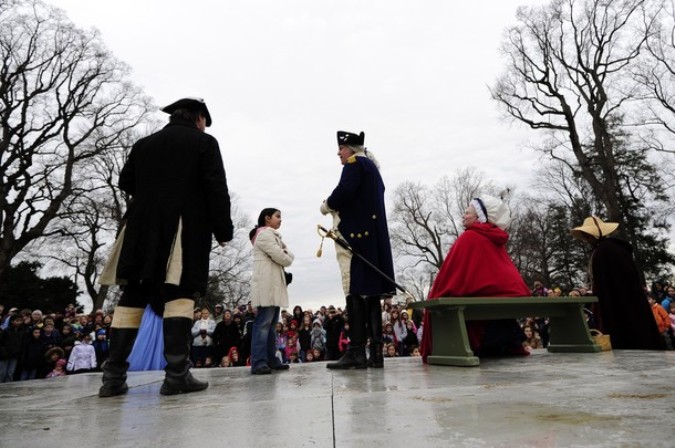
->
[547,305,601,353]
[427,307,480,367]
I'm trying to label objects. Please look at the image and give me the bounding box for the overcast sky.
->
[47,0,559,311]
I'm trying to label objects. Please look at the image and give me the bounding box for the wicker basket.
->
[590,329,612,351]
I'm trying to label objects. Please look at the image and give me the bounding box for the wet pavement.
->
[1,350,674,447]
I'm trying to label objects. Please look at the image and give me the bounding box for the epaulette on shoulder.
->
[347,155,357,164]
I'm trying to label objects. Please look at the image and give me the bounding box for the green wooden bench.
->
[410,296,601,366]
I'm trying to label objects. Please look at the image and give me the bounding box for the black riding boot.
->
[99,328,139,397]
[160,317,209,395]
[327,295,367,370]
[366,296,384,368]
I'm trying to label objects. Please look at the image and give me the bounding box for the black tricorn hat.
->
[161,97,212,127]
[337,130,365,146]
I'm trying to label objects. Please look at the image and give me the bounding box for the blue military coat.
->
[326,155,396,296]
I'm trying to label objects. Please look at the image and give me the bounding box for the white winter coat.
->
[191,318,216,338]
[250,227,294,308]
[67,341,97,371]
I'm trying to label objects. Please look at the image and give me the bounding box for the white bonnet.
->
[470,190,511,230]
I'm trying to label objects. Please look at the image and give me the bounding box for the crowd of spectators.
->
[0,304,111,382]
[188,296,426,369]
[1,278,674,382]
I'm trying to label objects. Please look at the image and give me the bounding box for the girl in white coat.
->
[249,208,294,374]
[67,334,97,373]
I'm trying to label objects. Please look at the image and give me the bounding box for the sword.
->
[316,224,415,300]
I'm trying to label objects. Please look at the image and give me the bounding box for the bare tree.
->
[390,180,446,273]
[491,0,674,279]
[0,0,152,277]
[491,0,658,224]
[638,0,675,146]
[635,0,675,200]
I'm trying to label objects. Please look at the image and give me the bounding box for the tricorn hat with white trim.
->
[337,130,364,146]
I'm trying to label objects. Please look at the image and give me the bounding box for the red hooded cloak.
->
[420,222,530,362]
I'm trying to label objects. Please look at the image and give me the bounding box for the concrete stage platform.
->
[1,350,674,447]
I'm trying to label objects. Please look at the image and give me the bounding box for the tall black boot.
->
[99,328,139,397]
[327,295,367,370]
[366,296,384,368]
[160,317,209,395]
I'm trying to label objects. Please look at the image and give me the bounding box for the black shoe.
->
[159,372,209,396]
[98,382,129,398]
[368,344,384,368]
[326,346,367,370]
[271,364,290,371]
[251,366,272,375]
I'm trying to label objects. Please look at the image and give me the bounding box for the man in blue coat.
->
[99,97,233,397]
[321,130,395,369]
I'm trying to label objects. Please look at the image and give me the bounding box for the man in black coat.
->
[323,306,344,361]
[99,97,234,397]
[0,314,25,382]
[571,217,663,350]
[212,309,241,362]
[321,130,396,369]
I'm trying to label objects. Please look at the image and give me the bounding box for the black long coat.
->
[212,320,241,361]
[591,237,663,350]
[326,155,395,296]
[115,118,233,296]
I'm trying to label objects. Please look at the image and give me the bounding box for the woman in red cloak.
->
[419,194,530,362]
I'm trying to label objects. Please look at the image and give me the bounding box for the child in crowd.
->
[285,333,300,361]
[648,294,671,349]
[668,302,675,348]
[275,322,288,363]
[45,359,67,378]
[43,346,65,378]
[93,329,109,369]
[287,320,298,340]
[382,322,396,346]
[522,325,542,350]
[67,333,97,374]
[402,320,419,355]
[310,319,326,356]
[384,343,397,358]
[649,294,670,336]
[60,324,76,358]
[298,315,312,361]
[338,322,350,355]
[226,346,245,367]
[288,351,301,364]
